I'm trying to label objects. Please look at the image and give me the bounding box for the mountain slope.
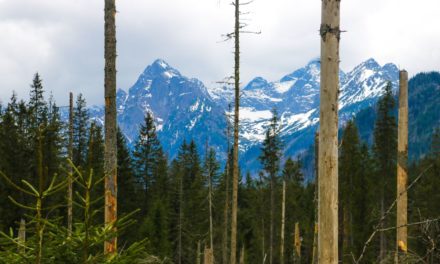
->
[353,72,440,160]
[66,58,413,173]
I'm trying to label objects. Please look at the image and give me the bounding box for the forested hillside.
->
[0,72,439,263]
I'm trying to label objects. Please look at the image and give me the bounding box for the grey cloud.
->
[0,0,439,106]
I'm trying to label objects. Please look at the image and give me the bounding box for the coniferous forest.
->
[1,1,440,264]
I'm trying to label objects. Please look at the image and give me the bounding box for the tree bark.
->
[18,218,26,254]
[179,171,183,264]
[396,70,408,263]
[230,0,240,263]
[205,246,214,264]
[318,0,340,263]
[197,241,201,264]
[280,179,286,264]
[269,175,275,264]
[239,245,245,264]
[104,0,118,254]
[294,222,301,263]
[68,92,73,236]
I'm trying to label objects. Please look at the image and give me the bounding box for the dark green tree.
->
[373,82,397,260]
[259,109,282,264]
[73,94,89,168]
[133,112,164,213]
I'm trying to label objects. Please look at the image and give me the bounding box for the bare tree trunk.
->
[239,245,245,264]
[259,173,266,264]
[269,176,274,264]
[196,241,201,264]
[318,0,340,263]
[396,70,408,263]
[280,179,286,264]
[179,172,183,264]
[205,246,214,264]
[312,132,319,264]
[104,0,118,254]
[294,222,301,263]
[18,218,26,254]
[230,0,240,263]
[68,92,73,236]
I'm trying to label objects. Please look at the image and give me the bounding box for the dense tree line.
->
[0,74,439,263]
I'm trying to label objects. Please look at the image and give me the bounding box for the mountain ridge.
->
[62,57,410,173]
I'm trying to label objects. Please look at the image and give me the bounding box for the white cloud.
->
[0,0,439,105]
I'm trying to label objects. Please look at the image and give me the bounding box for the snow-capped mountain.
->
[209,58,398,159]
[116,59,227,159]
[68,58,399,171]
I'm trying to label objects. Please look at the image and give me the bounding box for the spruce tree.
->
[339,120,362,262]
[259,109,282,264]
[28,73,47,127]
[73,94,89,169]
[133,112,164,215]
[373,82,397,260]
[117,128,138,218]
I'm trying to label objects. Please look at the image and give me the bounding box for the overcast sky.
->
[0,0,439,106]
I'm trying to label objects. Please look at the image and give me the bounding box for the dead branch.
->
[354,163,435,264]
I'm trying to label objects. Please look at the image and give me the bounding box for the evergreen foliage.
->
[1,73,440,263]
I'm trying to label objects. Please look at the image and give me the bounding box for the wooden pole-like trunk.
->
[259,173,266,264]
[280,179,286,264]
[197,241,201,264]
[312,132,319,264]
[294,222,301,263]
[396,70,408,263]
[205,246,214,264]
[269,175,274,264]
[68,92,73,236]
[318,0,340,263]
[230,0,240,263]
[239,245,245,264]
[18,218,26,254]
[178,172,183,264]
[104,0,117,254]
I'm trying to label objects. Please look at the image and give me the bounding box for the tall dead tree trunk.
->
[280,178,286,264]
[197,241,201,264]
[104,0,117,254]
[239,245,245,264]
[68,92,73,236]
[18,218,26,254]
[259,172,266,264]
[205,246,214,264]
[318,0,340,263]
[396,70,408,262]
[294,222,301,263]
[269,176,274,264]
[178,171,183,264]
[230,0,240,263]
